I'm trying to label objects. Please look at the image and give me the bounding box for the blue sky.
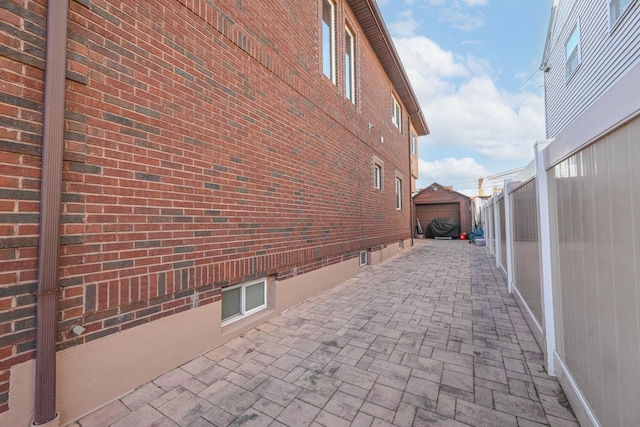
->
[377,0,553,195]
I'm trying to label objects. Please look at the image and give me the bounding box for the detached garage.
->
[414,183,472,238]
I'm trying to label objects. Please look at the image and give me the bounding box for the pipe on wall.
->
[35,1,69,425]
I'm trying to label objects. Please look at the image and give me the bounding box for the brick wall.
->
[0,0,413,413]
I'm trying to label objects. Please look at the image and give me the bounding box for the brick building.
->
[414,183,472,237]
[0,0,427,424]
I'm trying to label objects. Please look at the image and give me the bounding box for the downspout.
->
[407,118,414,243]
[35,1,69,425]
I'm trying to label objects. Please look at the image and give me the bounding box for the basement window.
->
[221,278,267,325]
[359,251,368,266]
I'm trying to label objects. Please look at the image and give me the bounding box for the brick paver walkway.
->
[69,240,579,427]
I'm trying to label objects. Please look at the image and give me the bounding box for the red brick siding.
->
[0,0,413,411]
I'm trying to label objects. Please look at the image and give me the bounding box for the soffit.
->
[346,0,429,136]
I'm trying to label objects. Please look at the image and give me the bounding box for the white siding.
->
[543,0,640,137]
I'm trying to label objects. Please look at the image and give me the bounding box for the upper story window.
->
[392,95,402,131]
[565,23,581,80]
[374,163,382,189]
[609,0,633,28]
[322,0,336,83]
[411,131,417,155]
[395,177,402,210]
[345,25,356,103]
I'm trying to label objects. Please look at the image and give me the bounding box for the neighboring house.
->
[537,1,640,426]
[477,167,524,197]
[413,183,472,237]
[541,0,640,137]
[0,0,428,425]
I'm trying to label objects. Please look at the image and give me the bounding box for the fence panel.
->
[510,179,543,338]
[497,197,507,276]
[548,116,640,427]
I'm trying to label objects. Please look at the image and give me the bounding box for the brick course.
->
[0,0,419,414]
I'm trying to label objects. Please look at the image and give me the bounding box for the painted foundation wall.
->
[1,243,410,426]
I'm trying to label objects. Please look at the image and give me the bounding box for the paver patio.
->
[68,240,579,427]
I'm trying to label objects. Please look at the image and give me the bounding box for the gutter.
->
[34,1,69,425]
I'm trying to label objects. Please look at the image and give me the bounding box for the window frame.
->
[374,163,382,190]
[359,251,367,266]
[322,0,336,83]
[221,277,267,325]
[345,24,356,103]
[565,22,581,81]
[411,131,417,156]
[392,94,402,132]
[395,177,402,210]
[608,0,633,29]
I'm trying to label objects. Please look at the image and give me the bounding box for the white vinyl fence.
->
[482,65,640,427]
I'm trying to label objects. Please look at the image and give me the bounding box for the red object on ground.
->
[459,233,467,240]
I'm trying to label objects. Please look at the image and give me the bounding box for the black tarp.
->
[425,218,460,238]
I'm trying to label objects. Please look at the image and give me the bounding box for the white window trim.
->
[411,131,417,155]
[322,0,336,84]
[608,0,634,29]
[565,21,581,81]
[221,277,267,325]
[392,94,402,131]
[374,163,382,190]
[359,251,367,266]
[395,177,402,210]
[345,25,356,103]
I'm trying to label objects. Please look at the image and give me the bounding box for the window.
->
[565,23,581,79]
[322,0,335,82]
[345,25,356,103]
[395,177,402,210]
[411,131,417,156]
[392,95,402,131]
[359,251,367,266]
[374,164,382,189]
[221,278,267,324]
[609,0,633,28]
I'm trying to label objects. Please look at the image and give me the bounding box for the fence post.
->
[482,199,493,255]
[535,141,556,375]
[504,179,514,294]
[493,192,500,269]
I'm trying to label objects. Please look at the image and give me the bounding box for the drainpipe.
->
[34,1,69,425]
[408,128,414,243]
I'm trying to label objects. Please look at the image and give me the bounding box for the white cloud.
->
[461,0,488,6]
[439,6,485,32]
[388,10,419,37]
[425,76,545,160]
[417,157,490,195]
[393,35,545,161]
[390,36,470,99]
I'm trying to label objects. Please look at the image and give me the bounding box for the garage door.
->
[416,203,460,228]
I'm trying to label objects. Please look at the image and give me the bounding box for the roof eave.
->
[346,0,429,136]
